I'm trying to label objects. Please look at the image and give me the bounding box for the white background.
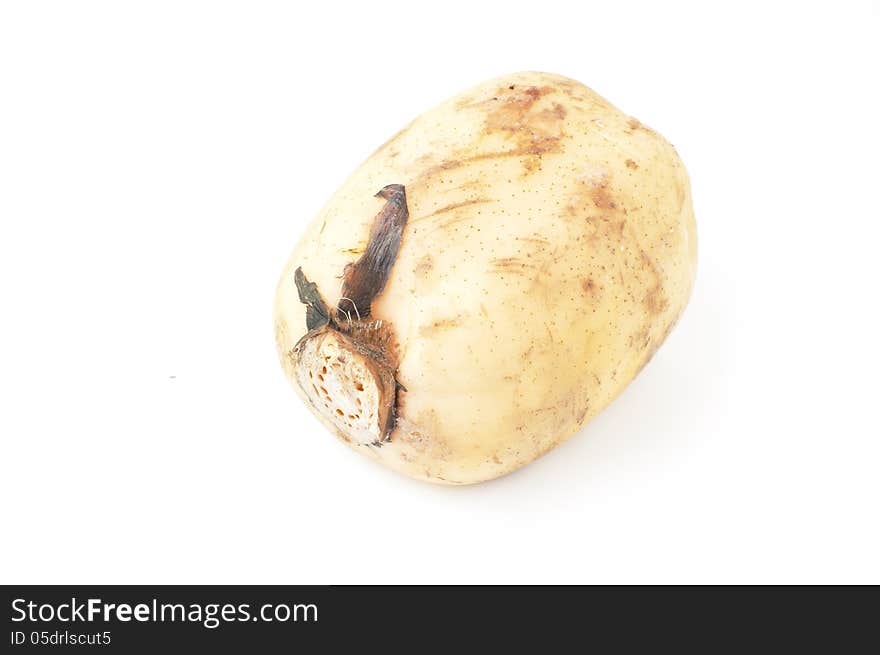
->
[1,1,878,584]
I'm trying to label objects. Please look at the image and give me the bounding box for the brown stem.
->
[340,184,408,319]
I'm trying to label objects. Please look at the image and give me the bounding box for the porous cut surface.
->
[295,331,381,444]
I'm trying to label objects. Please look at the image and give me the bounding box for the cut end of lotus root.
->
[294,329,395,446]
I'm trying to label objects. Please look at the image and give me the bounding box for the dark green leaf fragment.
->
[294,267,332,331]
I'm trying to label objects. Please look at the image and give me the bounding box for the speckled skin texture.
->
[274,72,697,484]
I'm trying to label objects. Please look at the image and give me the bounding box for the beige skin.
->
[274,71,697,484]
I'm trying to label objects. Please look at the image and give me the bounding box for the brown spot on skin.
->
[399,411,451,461]
[525,135,560,155]
[515,236,551,246]
[492,257,522,267]
[458,85,553,120]
[414,253,433,277]
[466,136,562,162]
[421,159,463,177]
[416,139,564,186]
[455,85,565,176]
[453,94,475,109]
[414,197,494,221]
[643,287,667,315]
[581,277,598,296]
[625,159,639,170]
[575,400,589,425]
[639,251,668,316]
[625,116,658,137]
[630,326,651,351]
[419,316,463,337]
[433,212,487,233]
[491,257,537,273]
[539,103,566,121]
[591,185,617,210]
[413,85,569,185]
[636,316,679,375]
[574,169,619,212]
[564,170,670,338]
[451,178,483,193]
[482,86,556,133]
